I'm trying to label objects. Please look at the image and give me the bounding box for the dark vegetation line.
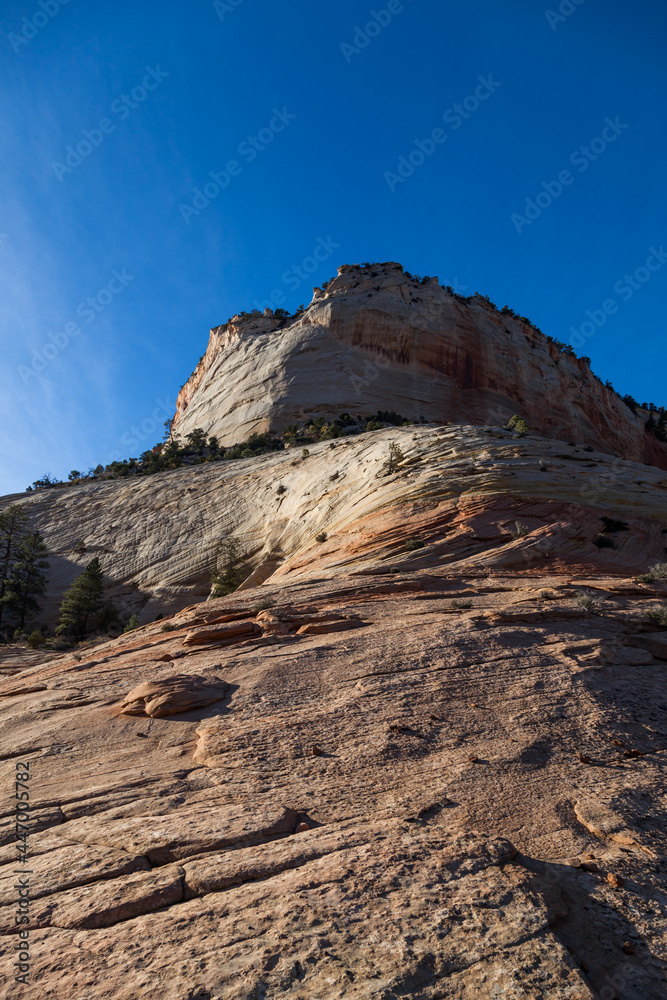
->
[26,411,424,491]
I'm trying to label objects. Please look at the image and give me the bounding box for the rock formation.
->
[3,424,667,628]
[1,265,666,998]
[1,550,666,996]
[172,262,667,471]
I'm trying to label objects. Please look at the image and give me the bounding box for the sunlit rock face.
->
[172,261,667,470]
[5,424,667,628]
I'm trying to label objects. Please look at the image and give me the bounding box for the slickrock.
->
[0,865,185,932]
[2,559,665,996]
[118,674,229,717]
[2,266,667,996]
[4,424,667,626]
[182,621,260,646]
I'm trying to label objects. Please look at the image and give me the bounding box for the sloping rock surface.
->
[1,559,666,997]
[2,424,667,627]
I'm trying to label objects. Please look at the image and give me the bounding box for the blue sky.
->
[1,0,665,495]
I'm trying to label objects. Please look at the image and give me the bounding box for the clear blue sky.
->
[1,0,665,495]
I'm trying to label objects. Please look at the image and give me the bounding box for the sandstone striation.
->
[172,262,667,470]
[3,424,667,628]
[118,674,229,717]
[1,557,666,996]
[1,266,667,998]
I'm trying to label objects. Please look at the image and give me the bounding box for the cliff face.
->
[172,261,667,469]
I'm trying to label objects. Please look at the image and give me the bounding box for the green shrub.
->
[123,615,140,633]
[160,622,177,632]
[510,521,529,539]
[382,441,405,475]
[57,557,104,641]
[637,562,667,583]
[50,638,71,650]
[404,539,425,551]
[451,598,473,610]
[646,606,667,626]
[26,629,45,649]
[315,532,328,543]
[302,448,310,458]
[276,484,286,495]
[506,415,529,436]
[211,536,247,597]
[574,590,597,611]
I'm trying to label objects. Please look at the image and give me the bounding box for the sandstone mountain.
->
[1,266,666,998]
[1,457,666,996]
[172,261,667,471]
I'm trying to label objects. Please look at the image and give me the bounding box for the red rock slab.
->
[0,843,150,905]
[0,865,184,932]
[182,621,260,646]
[57,803,300,865]
[118,674,228,717]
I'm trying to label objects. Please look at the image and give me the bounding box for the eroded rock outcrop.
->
[172,261,667,470]
[118,674,228,717]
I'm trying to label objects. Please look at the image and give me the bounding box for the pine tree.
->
[211,537,246,597]
[382,441,405,475]
[0,504,29,637]
[655,410,667,443]
[2,532,49,632]
[57,557,104,641]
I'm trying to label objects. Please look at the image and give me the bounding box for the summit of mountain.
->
[171,260,667,472]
